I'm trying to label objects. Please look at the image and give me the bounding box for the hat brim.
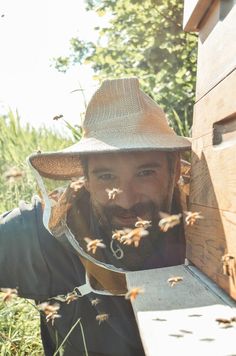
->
[28,134,191,180]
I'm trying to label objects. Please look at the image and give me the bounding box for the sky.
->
[0,0,105,131]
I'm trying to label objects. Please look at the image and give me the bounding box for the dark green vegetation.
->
[54,0,197,136]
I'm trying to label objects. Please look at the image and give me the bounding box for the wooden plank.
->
[189,144,236,212]
[185,204,236,300]
[126,266,233,311]
[126,265,236,356]
[197,0,220,43]
[135,305,236,356]
[188,60,236,298]
[183,0,213,32]
[188,63,236,300]
[192,69,236,138]
[196,2,236,100]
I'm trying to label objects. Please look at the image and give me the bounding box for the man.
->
[0,77,191,355]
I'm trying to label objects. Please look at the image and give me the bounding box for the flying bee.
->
[215,318,231,325]
[184,211,204,226]
[38,302,60,314]
[84,237,106,254]
[96,313,109,325]
[65,291,79,304]
[105,188,123,200]
[180,160,191,176]
[0,288,18,302]
[38,302,61,325]
[215,317,236,328]
[158,212,182,232]
[178,160,191,193]
[91,298,101,306]
[120,227,149,247]
[135,217,152,229]
[112,230,123,241]
[221,254,235,277]
[70,176,86,192]
[167,276,183,287]
[112,229,130,241]
[52,114,63,120]
[125,287,144,301]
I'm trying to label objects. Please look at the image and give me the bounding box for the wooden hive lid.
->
[183,0,214,32]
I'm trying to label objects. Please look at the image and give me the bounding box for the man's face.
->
[85,151,177,230]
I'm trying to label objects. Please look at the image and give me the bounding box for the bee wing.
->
[183,211,191,216]
[140,229,149,237]
[123,228,132,234]
[159,211,170,219]
[84,237,92,244]
[37,302,49,310]
[97,241,106,248]
[52,303,61,311]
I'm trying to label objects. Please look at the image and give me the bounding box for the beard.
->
[86,170,177,269]
[88,198,169,270]
[91,199,161,231]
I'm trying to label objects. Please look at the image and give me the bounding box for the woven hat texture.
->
[29,77,191,180]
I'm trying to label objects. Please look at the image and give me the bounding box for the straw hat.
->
[29,77,191,180]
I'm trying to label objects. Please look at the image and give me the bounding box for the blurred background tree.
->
[54,0,197,136]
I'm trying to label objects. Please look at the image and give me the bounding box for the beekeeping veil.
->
[28,77,191,297]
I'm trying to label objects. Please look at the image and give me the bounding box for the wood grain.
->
[192,69,236,138]
[196,2,236,100]
[183,0,213,32]
[183,0,236,302]
[189,145,236,212]
[186,204,236,300]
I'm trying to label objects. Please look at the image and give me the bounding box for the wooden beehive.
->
[183,0,236,300]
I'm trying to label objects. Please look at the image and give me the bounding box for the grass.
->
[0,297,42,355]
[0,111,74,354]
[0,111,74,211]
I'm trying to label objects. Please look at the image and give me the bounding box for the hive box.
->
[183,0,236,300]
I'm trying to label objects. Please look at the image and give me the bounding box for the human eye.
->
[137,169,156,177]
[97,173,116,181]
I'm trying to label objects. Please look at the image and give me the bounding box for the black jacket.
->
[0,197,145,356]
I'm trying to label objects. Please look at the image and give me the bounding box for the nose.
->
[115,181,139,210]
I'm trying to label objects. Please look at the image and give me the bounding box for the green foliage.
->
[63,119,83,141]
[0,111,73,354]
[0,297,42,355]
[54,0,197,136]
[170,108,192,137]
[0,111,73,212]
